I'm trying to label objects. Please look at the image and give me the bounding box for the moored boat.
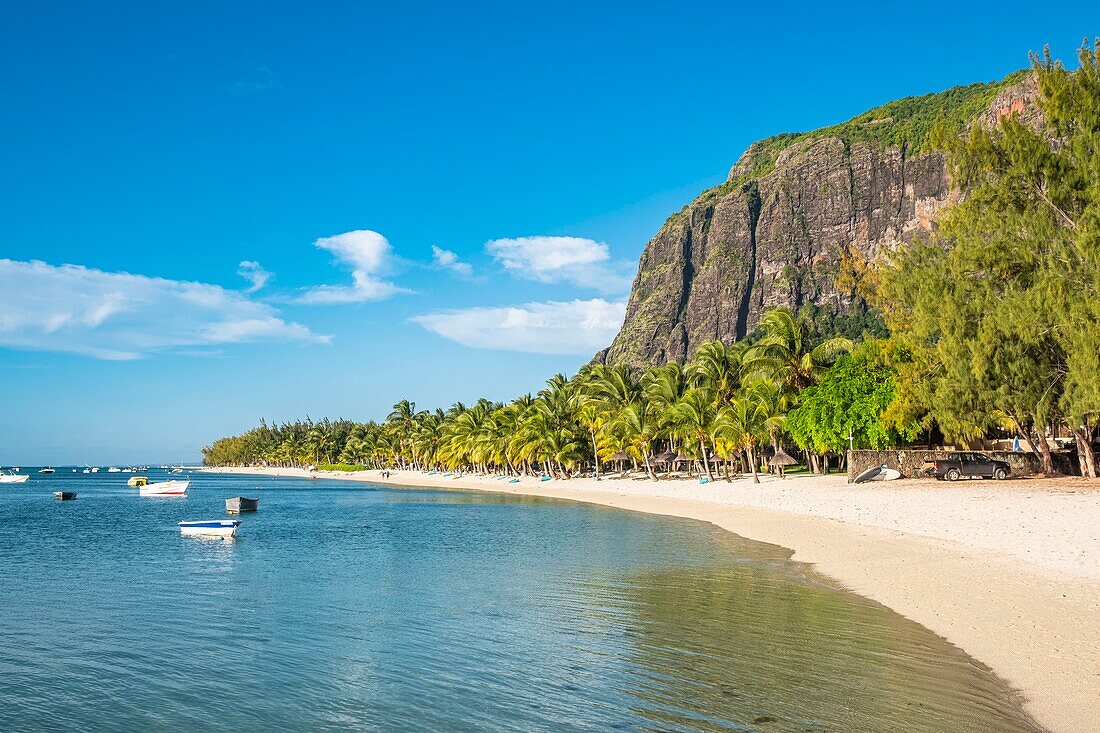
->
[179,519,240,538]
[54,491,77,501]
[139,480,189,496]
[0,471,29,484]
[127,476,149,487]
[38,467,55,474]
[225,496,259,514]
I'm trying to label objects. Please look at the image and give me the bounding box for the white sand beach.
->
[205,466,1100,733]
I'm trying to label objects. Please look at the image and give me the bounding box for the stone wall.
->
[845,449,1051,482]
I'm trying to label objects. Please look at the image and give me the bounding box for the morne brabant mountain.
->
[596,71,1042,368]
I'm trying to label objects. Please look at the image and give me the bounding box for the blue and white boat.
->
[178,520,241,538]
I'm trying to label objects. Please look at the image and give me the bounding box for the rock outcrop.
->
[596,73,1038,368]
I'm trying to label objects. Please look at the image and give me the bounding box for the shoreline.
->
[204,466,1099,733]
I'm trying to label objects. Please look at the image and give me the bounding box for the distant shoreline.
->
[204,465,1099,733]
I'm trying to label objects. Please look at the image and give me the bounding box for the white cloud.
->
[0,259,328,360]
[430,245,473,278]
[410,298,625,355]
[298,230,409,304]
[238,260,272,292]
[485,236,634,294]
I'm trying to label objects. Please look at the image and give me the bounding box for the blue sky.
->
[1,2,1096,464]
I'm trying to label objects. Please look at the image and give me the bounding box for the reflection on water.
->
[0,471,1042,732]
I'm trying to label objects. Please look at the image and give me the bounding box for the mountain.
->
[595,71,1040,368]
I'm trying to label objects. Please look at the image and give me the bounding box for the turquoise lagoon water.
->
[0,470,1042,732]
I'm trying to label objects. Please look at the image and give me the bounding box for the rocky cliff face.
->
[596,73,1037,368]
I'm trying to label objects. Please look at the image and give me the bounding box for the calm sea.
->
[0,470,1041,732]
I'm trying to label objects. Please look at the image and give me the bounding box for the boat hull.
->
[0,475,29,484]
[225,496,259,514]
[54,491,77,500]
[139,480,189,496]
[853,465,904,483]
[179,520,240,538]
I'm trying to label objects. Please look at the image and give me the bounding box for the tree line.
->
[202,308,870,481]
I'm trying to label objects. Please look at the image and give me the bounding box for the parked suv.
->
[929,452,1011,481]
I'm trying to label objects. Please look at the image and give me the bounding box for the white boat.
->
[107,467,121,473]
[853,465,903,483]
[0,471,29,484]
[38,467,55,474]
[90,467,99,473]
[82,468,91,474]
[179,519,240,538]
[139,480,189,496]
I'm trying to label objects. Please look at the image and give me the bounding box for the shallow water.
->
[0,470,1042,732]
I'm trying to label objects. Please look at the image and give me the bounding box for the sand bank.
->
[204,466,1100,733]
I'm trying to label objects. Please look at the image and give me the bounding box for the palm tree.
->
[687,339,746,405]
[670,387,718,481]
[715,385,777,484]
[745,308,851,392]
[610,401,661,480]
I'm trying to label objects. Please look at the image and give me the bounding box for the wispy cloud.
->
[485,236,634,294]
[430,245,473,279]
[238,260,272,292]
[0,259,328,360]
[229,65,279,94]
[410,298,625,355]
[297,230,410,304]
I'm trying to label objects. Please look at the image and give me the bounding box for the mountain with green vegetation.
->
[206,42,1100,479]
[596,70,1038,368]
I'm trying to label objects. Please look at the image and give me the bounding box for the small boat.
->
[90,467,99,473]
[179,520,240,538]
[853,465,903,484]
[170,468,183,474]
[0,471,29,484]
[225,496,259,514]
[38,467,55,474]
[139,480,189,496]
[127,476,149,487]
[107,467,121,473]
[54,491,77,501]
[82,468,91,474]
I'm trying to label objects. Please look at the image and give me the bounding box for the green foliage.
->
[876,41,1100,476]
[724,71,1027,186]
[786,341,906,454]
[799,304,889,343]
[204,307,858,478]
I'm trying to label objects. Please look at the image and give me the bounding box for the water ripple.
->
[0,472,1043,732]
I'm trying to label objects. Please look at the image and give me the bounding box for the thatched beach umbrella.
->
[609,450,632,473]
[653,451,675,464]
[769,447,798,478]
